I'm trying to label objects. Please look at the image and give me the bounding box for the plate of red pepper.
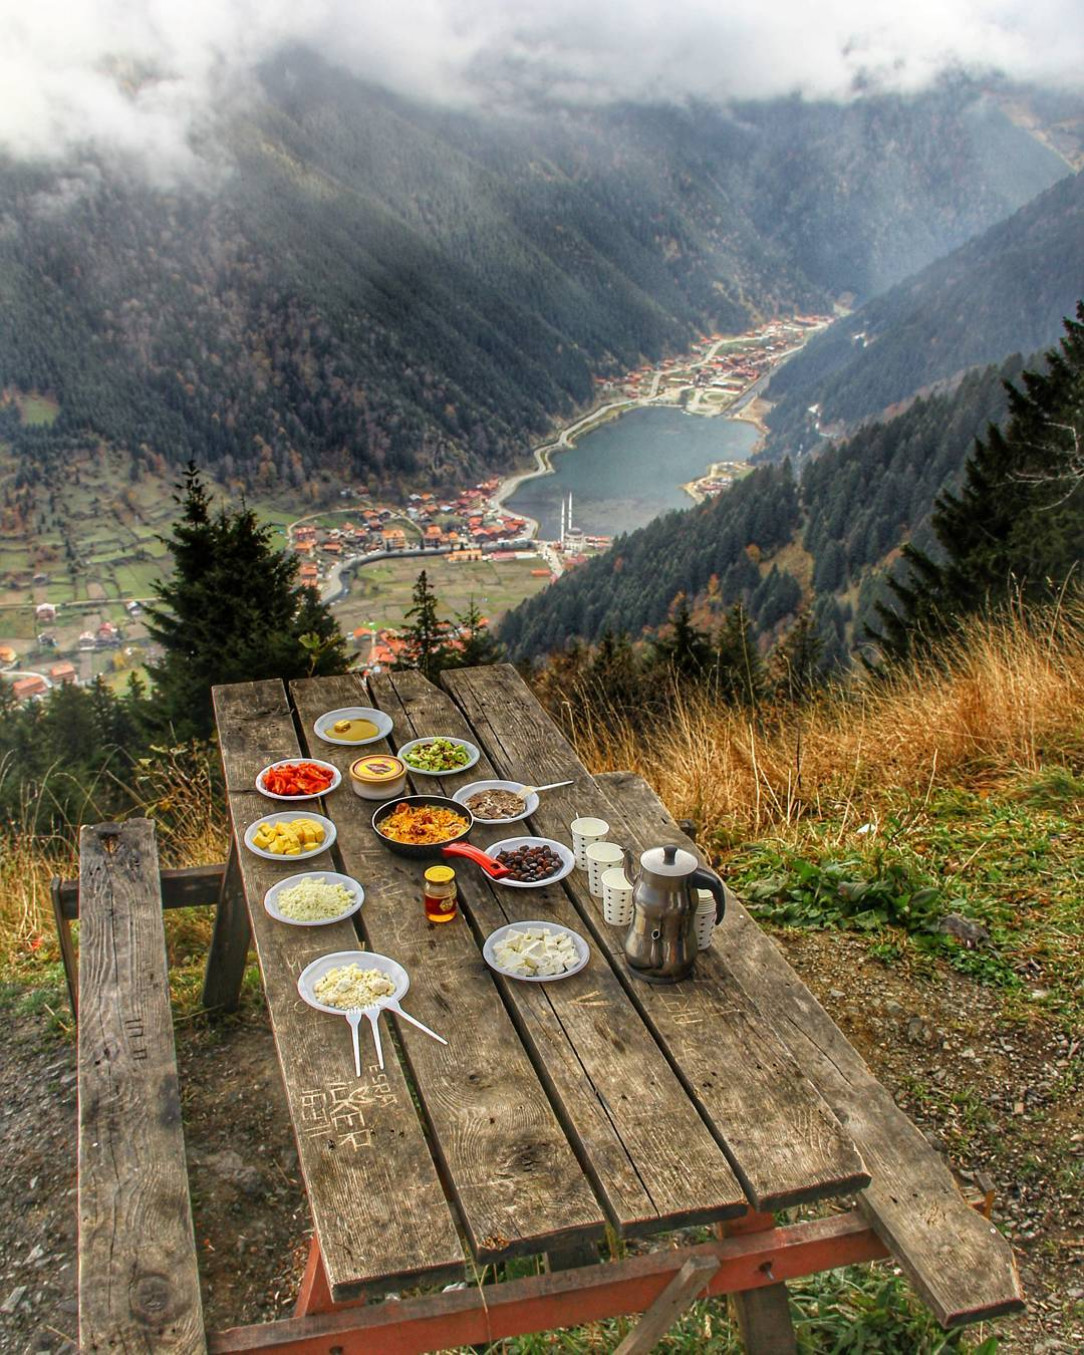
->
[256,759,342,801]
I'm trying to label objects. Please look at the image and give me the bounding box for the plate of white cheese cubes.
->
[483,921,589,982]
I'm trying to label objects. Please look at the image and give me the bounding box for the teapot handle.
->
[621,845,637,887]
[690,867,726,925]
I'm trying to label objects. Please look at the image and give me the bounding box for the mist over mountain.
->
[0,50,1070,492]
[761,165,1084,457]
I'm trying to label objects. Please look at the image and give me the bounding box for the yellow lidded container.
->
[349,754,407,800]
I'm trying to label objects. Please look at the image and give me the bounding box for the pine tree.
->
[711,602,762,706]
[143,464,348,739]
[396,570,452,679]
[448,596,504,668]
[652,594,711,682]
[770,607,824,704]
[874,304,1084,660]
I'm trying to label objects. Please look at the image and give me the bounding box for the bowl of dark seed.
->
[453,779,538,824]
[484,836,575,888]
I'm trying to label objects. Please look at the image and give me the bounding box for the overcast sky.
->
[2,0,1083,179]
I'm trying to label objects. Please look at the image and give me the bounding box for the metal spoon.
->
[517,779,575,797]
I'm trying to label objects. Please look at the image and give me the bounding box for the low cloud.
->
[2,0,1082,179]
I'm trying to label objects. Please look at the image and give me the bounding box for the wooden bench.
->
[77,819,206,1353]
[52,858,252,1020]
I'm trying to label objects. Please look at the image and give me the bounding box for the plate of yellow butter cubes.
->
[244,811,337,861]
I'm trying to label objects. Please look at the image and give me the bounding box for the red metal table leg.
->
[295,1236,357,1317]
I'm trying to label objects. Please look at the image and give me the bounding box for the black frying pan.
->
[370,795,510,877]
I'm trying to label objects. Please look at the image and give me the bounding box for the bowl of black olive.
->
[484,836,575,889]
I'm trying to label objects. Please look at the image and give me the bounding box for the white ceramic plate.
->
[483,921,590,983]
[452,779,539,824]
[263,871,364,927]
[398,735,480,777]
[244,811,337,862]
[484,836,575,889]
[313,707,393,747]
[256,758,342,801]
[297,950,409,1014]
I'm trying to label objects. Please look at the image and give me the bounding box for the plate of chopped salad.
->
[257,758,342,800]
[397,736,479,776]
[264,871,364,927]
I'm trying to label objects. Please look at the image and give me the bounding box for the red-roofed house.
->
[49,661,77,685]
[12,675,47,700]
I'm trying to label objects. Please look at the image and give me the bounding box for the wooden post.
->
[720,1212,797,1355]
[613,1255,720,1354]
[50,876,79,1019]
[201,844,251,1014]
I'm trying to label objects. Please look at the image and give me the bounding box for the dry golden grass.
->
[569,601,1084,841]
[0,745,229,976]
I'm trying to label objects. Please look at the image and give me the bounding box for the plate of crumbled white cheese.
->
[483,922,589,982]
[297,950,409,1014]
[264,871,364,927]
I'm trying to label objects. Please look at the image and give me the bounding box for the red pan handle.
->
[442,842,512,878]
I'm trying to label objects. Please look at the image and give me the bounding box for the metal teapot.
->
[621,843,727,983]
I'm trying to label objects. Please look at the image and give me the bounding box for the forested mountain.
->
[0,51,1069,495]
[762,168,1084,458]
[499,358,1023,664]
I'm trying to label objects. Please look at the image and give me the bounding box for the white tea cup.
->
[695,888,717,950]
[601,866,634,926]
[586,841,624,898]
[571,817,609,871]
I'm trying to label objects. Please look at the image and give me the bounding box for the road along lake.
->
[505,407,759,540]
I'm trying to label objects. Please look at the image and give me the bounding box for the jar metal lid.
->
[424,865,456,884]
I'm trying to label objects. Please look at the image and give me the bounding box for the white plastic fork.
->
[386,1000,448,1046]
[365,1008,385,1071]
[345,1008,363,1078]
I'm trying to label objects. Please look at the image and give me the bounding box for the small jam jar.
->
[423,865,458,924]
[349,754,407,801]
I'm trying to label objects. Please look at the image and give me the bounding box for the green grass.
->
[337,555,551,635]
[17,394,60,426]
[721,769,1084,1028]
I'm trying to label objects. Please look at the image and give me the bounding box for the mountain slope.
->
[762,169,1084,456]
[0,54,1069,492]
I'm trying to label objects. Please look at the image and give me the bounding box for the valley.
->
[0,316,828,697]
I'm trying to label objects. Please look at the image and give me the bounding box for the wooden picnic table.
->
[203,663,1023,1354]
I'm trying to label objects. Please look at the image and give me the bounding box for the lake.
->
[505,406,759,539]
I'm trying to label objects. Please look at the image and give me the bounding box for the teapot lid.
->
[640,843,700,877]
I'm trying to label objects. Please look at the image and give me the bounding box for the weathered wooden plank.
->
[55,863,227,921]
[612,1255,720,1355]
[368,667,748,1239]
[442,664,869,1212]
[77,819,205,1353]
[201,846,251,1014]
[212,679,464,1300]
[292,672,606,1262]
[601,769,1026,1329]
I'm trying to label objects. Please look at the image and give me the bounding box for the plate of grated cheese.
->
[264,871,364,927]
[297,950,409,1014]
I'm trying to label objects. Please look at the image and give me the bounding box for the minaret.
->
[567,492,573,536]
[559,497,566,546]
